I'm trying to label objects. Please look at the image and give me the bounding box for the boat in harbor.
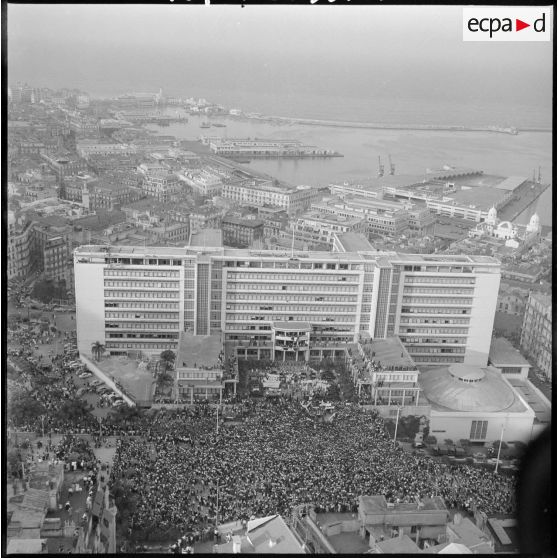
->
[200,122,211,128]
[212,123,227,128]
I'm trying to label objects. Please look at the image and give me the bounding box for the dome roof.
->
[419,364,516,412]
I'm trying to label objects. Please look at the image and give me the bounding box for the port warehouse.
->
[204,137,341,157]
[331,169,540,223]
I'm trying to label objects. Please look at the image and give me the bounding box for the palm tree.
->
[91,341,106,362]
[159,350,176,373]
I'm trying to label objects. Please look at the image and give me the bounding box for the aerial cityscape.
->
[5,4,553,556]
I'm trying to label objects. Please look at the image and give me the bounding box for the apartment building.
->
[76,141,137,159]
[74,246,500,366]
[8,212,33,280]
[293,211,367,248]
[141,171,180,203]
[180,169,223,196]
[312,199,408,238]
[222,181,323,215]
[221,215,264,248]
[32,222,73,282]
[520,292,552,380]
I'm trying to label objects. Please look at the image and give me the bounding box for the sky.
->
[8,4,554,112]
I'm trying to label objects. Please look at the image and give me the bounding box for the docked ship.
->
[212,123,227,128]
[200,122,211,128]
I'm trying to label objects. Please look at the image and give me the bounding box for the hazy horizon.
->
[8,5,553,120]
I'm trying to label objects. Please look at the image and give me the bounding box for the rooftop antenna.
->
[537,166,541,184]
[532,169,536,183]
[388,154,395,175]
[377,156,384,178]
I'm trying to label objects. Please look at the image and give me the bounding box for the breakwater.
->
[244,114,521,135]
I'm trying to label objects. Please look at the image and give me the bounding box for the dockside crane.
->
[388,154,395,175]
[377,156,384,178]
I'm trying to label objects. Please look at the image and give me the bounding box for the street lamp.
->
[393,406,402,446]
[495,420,506,474]
[215,481,225,532]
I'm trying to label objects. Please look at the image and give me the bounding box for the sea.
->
[144,104,553,227]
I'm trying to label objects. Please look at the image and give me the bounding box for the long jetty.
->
[248,115,525,135]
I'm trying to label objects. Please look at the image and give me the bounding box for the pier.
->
[497,182,551,223]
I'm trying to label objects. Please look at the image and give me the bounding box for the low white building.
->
[418,364,536,444]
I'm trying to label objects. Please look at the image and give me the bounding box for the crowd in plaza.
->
[109,399,516,543]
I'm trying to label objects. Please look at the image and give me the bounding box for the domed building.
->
[469,210,541,249]
[418,364,536,444]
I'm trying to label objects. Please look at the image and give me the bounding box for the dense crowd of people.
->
[110,399,516,542]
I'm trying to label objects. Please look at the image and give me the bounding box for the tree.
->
[159,350,176,373]
[91,341,106,362]
[8,392,46,426]
[155,371,174,394]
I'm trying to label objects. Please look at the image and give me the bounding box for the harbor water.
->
[147,111,552,227]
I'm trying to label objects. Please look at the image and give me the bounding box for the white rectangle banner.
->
[463,7,552,41]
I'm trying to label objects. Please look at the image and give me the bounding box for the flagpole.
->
[495,422,505,474]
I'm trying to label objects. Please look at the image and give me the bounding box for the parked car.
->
[412,441,425,449]
[112,399,126,407]
[78,372,92,379]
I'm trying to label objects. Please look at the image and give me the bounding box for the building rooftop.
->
[334,232,376,253]
[359,495,447,515]
[222,215,264,228]
[445,186,508,211]
[189,228,223,248]
[361,337,416,370]
[176,332,222,369]
[491,176,528,191]
[489,337,531,368]
[374,533,422,553]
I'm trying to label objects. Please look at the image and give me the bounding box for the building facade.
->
[222,181,323,215]
[222,215,264,248]
[8,212,33,280]
[520,292,552,380]
[74,246,500,366]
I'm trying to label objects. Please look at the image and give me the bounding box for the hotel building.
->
[74,245,499,367]
[222,181,323,215]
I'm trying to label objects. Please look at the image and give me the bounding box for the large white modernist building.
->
[74,245,500,366]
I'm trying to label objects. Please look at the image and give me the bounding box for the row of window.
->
[404,276,476,285]
[412,355,465,363]
[225,314,356,323]
[104,281,179,289]
[400,337,466,344]
[107,333,179,339]
[406,347,466,354]
[107,342,176,349]
[104,302,179,309]
[227,272,358,282]
[228,284,359,293]
[400,328,468,335]
[105,312,178,319]
[402,297,473,305]
[403,287,474,295]
[225,304,357,313]
[104,291,179,299]
[225,294,359,303]
[106,322,178,330]
[399,317,470,325]
[401,307,471,315]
